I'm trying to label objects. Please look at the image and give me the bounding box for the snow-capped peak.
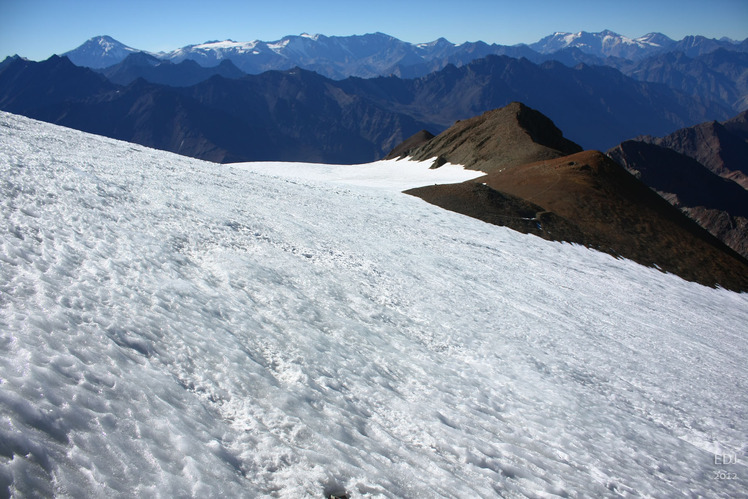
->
[96,36,126,53]
[416,37,453,49]
[529,29,676,60]
[192,40,259,51]
[61,35,141,68]
[267,39,291,52]
[635,32,675,48]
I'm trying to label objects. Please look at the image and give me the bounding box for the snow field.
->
[1,112,747,497]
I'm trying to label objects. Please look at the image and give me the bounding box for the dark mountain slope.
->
[0,55,23,72]
[0,58,430,163]
[0,57,275,162]
[0,56,115,114]
[401,104,748,291]
[0,54,734,163]
[35,79,277,163]
[177,69,431,162]
[341,55,731,150]
[97,53,247,87]
[636,112,748,188]
[384,130,435,159]
[608,140,748,259]
[608,141,748,213]
[724,109,748,139]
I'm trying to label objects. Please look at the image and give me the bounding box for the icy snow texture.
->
[231,159,485,192]
[1,111,747,497]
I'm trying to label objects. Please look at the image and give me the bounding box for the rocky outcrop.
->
[405,102,582,173]
[399,104,748,291]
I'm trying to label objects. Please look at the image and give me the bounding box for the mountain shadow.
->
[609,137,748,259]
[634,111,748,189]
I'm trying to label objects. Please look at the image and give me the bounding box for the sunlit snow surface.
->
[231,159,485,191]
[1,112,747,497]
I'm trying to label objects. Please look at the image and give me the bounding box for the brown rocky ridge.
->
[397,103,748,291]
[407,102,583,173]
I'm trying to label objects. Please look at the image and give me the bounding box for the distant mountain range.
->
[48,32,748,116]
[0,53,731,164]
[529,30,748,60]
[58,31,748,82]
[96,52,246,87]
[60,33,537,78]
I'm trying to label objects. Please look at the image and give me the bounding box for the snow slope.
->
[1,112,747,497]
[230,159,485,191]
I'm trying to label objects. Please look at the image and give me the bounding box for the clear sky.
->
[2,0,747,60]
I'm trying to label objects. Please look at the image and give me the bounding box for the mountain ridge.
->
[58,31,748,80]
[405,102,583,172]
[398,103,748,291]
[607,111,748,259]
[1,53,731,163]
[0,53,733,163]
[96,53,247,87]
[50,32,748,115]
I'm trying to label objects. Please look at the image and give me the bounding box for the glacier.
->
[1,111,746,497]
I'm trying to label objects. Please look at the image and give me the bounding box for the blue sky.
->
[2,0,747,60]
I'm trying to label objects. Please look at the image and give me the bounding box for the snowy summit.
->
[61,35,142,69]
[1,112,747,497]
[529,30,676,59]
